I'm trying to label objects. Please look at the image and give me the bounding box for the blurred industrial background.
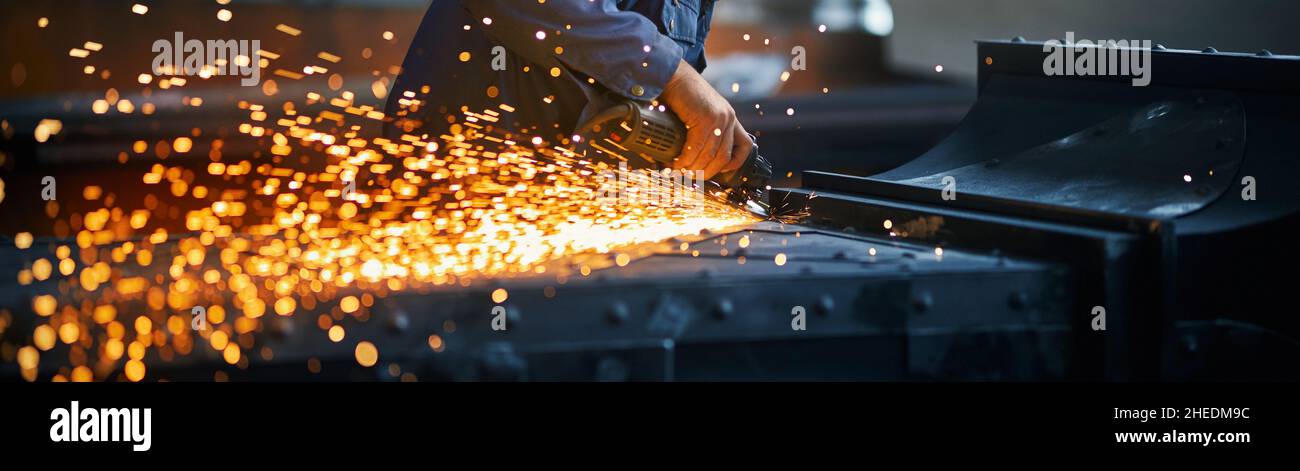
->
[5,0,1299,187]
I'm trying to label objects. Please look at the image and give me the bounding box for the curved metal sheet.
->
[898,93,1244,219]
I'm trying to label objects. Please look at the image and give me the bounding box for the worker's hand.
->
[659,60,753,180]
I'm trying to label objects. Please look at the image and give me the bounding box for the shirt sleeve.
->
[462,0,685,101]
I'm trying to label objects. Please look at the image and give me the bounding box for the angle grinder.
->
[577,99,773,215]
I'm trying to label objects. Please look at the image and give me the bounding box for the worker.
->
[385,0,751,180]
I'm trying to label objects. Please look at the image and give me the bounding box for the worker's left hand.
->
[660,60,753,180]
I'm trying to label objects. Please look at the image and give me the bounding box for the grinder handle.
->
[639,104,762,186]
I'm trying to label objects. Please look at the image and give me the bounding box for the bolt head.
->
[386,310,410,333]
[270,317,294,339]
[815,295,835,315]
[712,298,734,320]
[606,302,630,324]
[912,292,933,312]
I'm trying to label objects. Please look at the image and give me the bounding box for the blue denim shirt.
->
[612,0,715,78]
[385,0,715,140]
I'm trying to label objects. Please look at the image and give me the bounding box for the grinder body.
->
[577,100,772,206]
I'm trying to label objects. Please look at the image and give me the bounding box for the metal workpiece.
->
[0,222,1073,381]
[774,40,1300,381]
[413,223,1072,381]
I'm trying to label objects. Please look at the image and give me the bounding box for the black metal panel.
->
[0,223,1075,381]
[773,40,1300,381]
[809,82,1246,229]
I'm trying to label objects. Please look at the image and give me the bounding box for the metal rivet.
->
[631,85,645,97]
[606,302,630,324]
[1011,36,1026,43]
[1154,44,1167,51]
[712,298,733,320]
[1201,47,1218,53]
[815,295,834,315]
[912,292,933,312]
[386,310,409,333]
[1258,49,1274,57]
[271,317,294,339]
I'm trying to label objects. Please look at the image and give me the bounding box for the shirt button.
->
[631,85,646,97]
[668,19,675,31]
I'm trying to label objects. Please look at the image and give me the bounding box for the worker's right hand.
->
[659,60,752,180]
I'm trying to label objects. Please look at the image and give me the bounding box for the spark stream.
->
[12,85,755,382]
